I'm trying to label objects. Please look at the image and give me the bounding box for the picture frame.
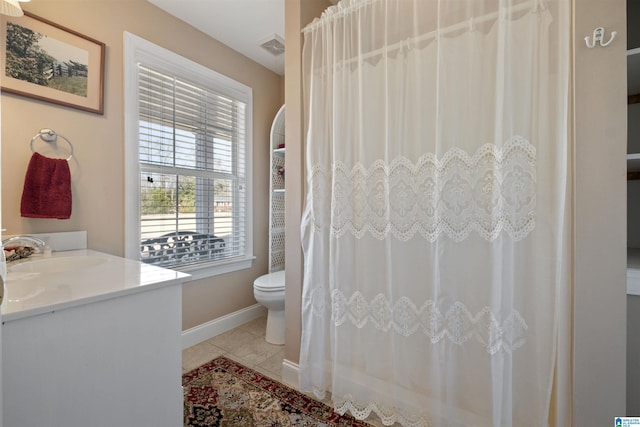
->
[0,12,105,115]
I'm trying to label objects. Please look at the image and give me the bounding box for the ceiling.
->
[147,0,287,75]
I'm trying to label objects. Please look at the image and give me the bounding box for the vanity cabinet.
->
[1,251,186,427]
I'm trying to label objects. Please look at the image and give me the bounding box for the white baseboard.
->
[182,304,267,349]
[281,358,300,389]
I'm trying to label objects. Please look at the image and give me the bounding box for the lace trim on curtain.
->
[309,136,536,242]
[325,290,528,354]
[334,396,428,427]
[331,394,477,427]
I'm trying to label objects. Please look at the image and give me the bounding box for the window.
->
[124,33,253,278]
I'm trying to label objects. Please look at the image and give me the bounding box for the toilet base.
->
[265,309,285,345]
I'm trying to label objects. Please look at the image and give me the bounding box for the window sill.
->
[175,256,256,281]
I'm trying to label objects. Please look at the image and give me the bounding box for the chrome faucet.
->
[1,235,48,252]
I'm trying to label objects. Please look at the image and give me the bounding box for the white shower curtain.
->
[299,0,571,426]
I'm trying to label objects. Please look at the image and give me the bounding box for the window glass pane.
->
[139,170,244,268]
[137,63,247,269]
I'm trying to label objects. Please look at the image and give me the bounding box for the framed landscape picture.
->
[0,12,105,114]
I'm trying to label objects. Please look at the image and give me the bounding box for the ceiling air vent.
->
[258,34,285,56]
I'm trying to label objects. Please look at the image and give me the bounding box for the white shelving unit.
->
[628,48,640,295]
[628,152,640,172]
[628,47,640,167]
[628,48,640,94]
[269,105,286,272]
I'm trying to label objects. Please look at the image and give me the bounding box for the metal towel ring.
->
[30,129,74,161]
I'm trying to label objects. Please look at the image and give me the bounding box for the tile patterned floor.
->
[182,316,285,383]
[182,315,391,427]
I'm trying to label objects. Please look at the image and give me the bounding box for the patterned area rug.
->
[183,356,372,426]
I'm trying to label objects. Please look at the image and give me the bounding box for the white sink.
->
[5,283,45,302]
[10,255,109,274]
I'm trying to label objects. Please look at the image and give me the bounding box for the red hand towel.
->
[20,152,72,219]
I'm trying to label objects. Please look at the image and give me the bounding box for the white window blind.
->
[137,64,248,270]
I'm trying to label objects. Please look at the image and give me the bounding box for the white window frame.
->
[124,32,254,280]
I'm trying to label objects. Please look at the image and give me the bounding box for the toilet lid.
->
[254,270,285,291]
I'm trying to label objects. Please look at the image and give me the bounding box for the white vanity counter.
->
[1,249,190,321]
[1,247,190,427]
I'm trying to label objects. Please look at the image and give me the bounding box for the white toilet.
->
[253,270,286,345]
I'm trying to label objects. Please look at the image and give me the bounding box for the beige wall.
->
[1,0,284,330]
[283,0,331,366]
[573,0,627,424]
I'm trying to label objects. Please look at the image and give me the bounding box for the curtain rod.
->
[304,0,547,69]
[303,0,546,36]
